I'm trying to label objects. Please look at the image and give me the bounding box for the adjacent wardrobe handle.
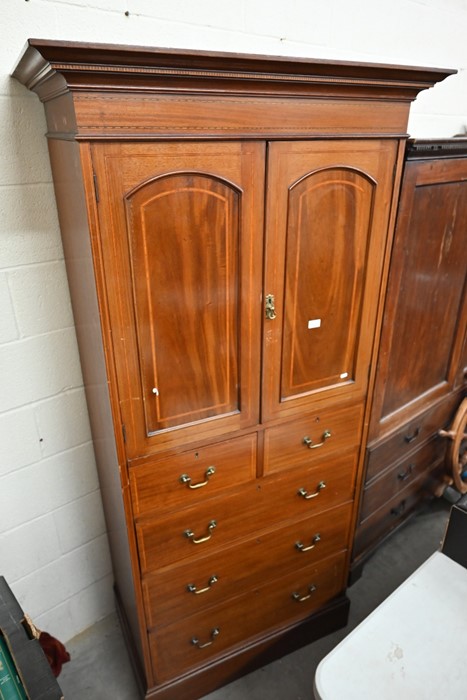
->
[298,481,326,500]
[397,464,414,481]
[180,466,216,489]
[184,520,217,544]
[292,584,317,602]
[295,533,321,552]
[191,628,220,649]
[404,427,420,444]
[303,430,332,449]
[187,576,218,595]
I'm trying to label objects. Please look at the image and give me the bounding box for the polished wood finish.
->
[353,142,467,571]
[12,41,453,700]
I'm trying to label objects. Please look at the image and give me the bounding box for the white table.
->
[314,551,467,699]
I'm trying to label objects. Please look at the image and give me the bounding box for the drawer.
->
[264,402,364,475]
[129,434,257,517]
[136,454,357,573]
[353,461,445,560]
[359,437,446,522]
[148,551,347,683]
[366,394,459,483]
[142,503,352,628]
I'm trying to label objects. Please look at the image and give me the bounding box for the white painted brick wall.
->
[1,0,466,645]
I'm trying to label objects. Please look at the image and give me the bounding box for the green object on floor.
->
[0,636,28,700]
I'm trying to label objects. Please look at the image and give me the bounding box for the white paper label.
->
[308,319,321,329]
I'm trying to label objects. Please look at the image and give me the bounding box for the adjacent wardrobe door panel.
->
[370,157,467,436]
[262,140,397,422]
[92,142,265,458]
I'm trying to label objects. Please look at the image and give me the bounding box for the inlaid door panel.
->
[262,140,397,422]
[91,142,265,458]
[369,157,467,437]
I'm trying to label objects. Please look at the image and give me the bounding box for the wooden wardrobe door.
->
[91,142,265,458]
[369,156,467,436]
[262,140,398,422]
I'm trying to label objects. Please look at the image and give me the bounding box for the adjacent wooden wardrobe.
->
[352,138,467,574]
[13,41,453,700]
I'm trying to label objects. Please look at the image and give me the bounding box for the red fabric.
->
[38,631,71,677]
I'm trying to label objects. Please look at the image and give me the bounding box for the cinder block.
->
[0,329,84,412]
[0,442,99,531]
[0,272,18,343]
[0,406,42,476]
[245,0,331,46]
[0,516,61,581]
[8,262,74,337]
[35,389,92,458]
[11,535,112,619]
[53,491,107,554]
[0,184,62,268]
[130,0,245,32]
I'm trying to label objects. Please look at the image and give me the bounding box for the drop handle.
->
[187,576,218,595]
[303,430,332,449]
[298,481,326,500]
[292,584,317,602]
[184,520,217,544]
[397,464,414,481]
[404,427,420,444]
[180,466,216,489]
[295,533,321,552]
[191,628,220,649]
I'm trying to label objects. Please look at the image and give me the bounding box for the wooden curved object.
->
[439,398,467,494]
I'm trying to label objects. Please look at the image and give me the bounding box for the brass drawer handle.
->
[180,466,216,489]
[404,427,420,444]
[292,584,317,602]
[187,575,218,595]
[184,520,217,544]
[397,464,414,482]
[390,500,406,517]
[191,627,220,649]
[303,430,332,449]
[298,481,326,500]
[295,533,321,552]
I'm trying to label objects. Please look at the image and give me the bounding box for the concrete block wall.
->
[1,0,466,644]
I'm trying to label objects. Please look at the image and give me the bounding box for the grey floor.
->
[58,498,452,700]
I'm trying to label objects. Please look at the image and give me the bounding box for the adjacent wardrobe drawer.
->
[366,394,459,483]
[142,503,352,627]
[353,462,445,558]
[360,437,446,521]
[129,434,257,517]
[136,458,356,573]
[148,551,347,683]
[264,403,363,475]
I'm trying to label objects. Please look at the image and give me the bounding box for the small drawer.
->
[360,437,446,522]
[264,403,363,475]
[142,503,352,628]
[136,455,356,573]
[148,552,347,683]
[353,461,445,559]
[129,434,257,517]
[366,394,459,483]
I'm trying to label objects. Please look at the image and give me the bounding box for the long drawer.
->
[129,434,257,517]
[359,437,446,522]
[366,393,459,483]
[148,551,347,683]
[142,503,352,628]
[264,402,363,475]
[353,461,445,559]
[136,455,357,573]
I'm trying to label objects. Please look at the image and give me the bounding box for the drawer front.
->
[142,503,352,628]
[264,403,363,475]
[353,461,445,559]
[148,552,346,682]
[136,456,356,573]
[360,437,446,521]
[129,434,257,517]
[366,394,459,483]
